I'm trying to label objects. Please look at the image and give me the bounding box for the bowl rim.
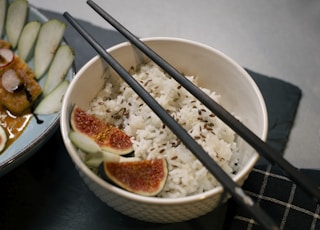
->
[61,36,268,205]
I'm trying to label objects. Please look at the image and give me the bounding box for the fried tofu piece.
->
[0,55,42,115]
[0,40,11,49]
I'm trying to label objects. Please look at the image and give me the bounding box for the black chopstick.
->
[64,11,279,230]
[86,0,320,203]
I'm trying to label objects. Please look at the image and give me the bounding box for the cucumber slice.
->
[5,0,28,48]
[69,130,101,154]
[69,131,120,167]
[17,20,41,61]
[34,80,69,114]
[0,0,7,38]
[34,19,66,79]
[43,45,74,96]
[0,125,7,152]
[68,130,139,167]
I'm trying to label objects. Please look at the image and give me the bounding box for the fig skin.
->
[70,105,133,155]
[99,158,168,196]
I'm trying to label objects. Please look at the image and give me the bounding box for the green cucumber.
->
[68,130,139,167]
[69,131,102,154]
[69,130,120,167]
[5,0,28,48]
[0,0,7,38]
[43,44,74,96]
[34,80,69,114]
[17,21,41,61]
[34,19,66,79]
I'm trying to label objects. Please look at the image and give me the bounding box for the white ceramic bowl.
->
[60,37,268,223]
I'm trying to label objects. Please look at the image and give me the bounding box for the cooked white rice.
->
[88,62,240,198]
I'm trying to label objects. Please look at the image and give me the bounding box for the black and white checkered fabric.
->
[225,165,320,230]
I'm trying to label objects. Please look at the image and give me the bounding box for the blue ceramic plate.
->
[0,4,75,176]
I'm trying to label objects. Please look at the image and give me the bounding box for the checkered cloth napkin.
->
[224,70,320,230]
[225,165,320,230]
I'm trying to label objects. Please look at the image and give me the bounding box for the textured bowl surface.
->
[60,37,268,223]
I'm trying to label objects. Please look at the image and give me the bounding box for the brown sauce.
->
[0,107,32,152]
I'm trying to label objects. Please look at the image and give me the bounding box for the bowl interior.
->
[61,37,267,203]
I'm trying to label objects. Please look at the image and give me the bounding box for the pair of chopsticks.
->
[64,0,320,229]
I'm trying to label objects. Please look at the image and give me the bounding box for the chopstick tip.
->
[63,11,70,17]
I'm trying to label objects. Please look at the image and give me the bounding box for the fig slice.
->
[70,106,133,155]
[0,48,14,68]
[100,158,168,196]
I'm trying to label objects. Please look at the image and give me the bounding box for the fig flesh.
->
[100,158,168,196]
[70,106,133,155]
